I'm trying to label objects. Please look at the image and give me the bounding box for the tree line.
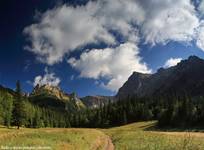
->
[0,81,71,129]
[158,95,204,128]
[1,81,204,129]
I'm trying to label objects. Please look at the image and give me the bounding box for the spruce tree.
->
[12,81,26,129]
[123,110,127,125]
[0,92,13,128]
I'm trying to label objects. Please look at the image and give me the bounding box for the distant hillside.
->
[29,84,85,112]
[0,85,16,96]
[81,95,115,108]
[117,56,204,99]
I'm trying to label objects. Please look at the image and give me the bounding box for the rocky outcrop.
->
[30,84,85,110]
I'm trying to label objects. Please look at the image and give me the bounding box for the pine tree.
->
[123,110,127,125]
[33,111,41,128]
[4,94,13,128]
[0,92,13,128]
[12,81,26,129]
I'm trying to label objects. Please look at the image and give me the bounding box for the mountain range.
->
[1,55,204,110]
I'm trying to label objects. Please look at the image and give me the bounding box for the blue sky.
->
[1,0,204,97]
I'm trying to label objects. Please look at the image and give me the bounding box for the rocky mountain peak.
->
[31,84,68,100]
[178,55,203,66]
[188,55,201,61]
[117,55,204,99]
[157,67,165,73]
[29,83,86,110]
[33,84,60,92]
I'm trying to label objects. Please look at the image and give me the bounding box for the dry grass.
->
[0,127,107,150]
[1,122,204,150]
[103,121,204,150]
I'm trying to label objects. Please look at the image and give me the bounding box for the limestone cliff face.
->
[30,84,85,110]
[31,84,70,101]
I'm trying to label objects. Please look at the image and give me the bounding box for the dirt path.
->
[91,133,114,150]
[104,136,114,150]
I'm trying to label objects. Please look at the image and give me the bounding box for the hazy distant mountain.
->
[117,56,204,99]
[29,84,85,111]
[81,95,115,108]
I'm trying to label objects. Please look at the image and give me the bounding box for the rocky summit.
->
[117,56,204,99]
[29,84,85,111]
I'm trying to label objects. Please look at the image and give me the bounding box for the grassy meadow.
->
[0,127,109,150]
[103,121,204,150]
[1,121,204,150]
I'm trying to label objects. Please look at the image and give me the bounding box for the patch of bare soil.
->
[91,135,114,150]
[104,136,114,150]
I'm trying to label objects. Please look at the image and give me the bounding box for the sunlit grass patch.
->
[103,121,204,150]
[0,128,106,150]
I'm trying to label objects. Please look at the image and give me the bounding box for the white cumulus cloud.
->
[24,0,204,92]
[198,0,204,16]
[196,21,204,51]
[24,0,201,65]
[24,3,115,65]
[33,68,61,87]
[164,58,182,68]
[139,0,199,45]
[23,0,145,65]
[68,42,151,91]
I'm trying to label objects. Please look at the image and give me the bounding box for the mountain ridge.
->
[1,55,204,108]
[117,55,204,99]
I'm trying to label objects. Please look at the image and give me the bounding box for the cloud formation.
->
[164,58,182,68]
[196,21,204,51]
[33,68,60,87]
[139,0,199,45]
[198,0,204,16]
[24,0,201,64]
[68,43,151,91]
[24,0,204,91]
[24,3,115,65]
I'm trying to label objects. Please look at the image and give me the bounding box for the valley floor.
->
[1,121,204,150]
[103,121,204,150]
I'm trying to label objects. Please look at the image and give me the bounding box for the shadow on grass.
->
[143,121,204,133]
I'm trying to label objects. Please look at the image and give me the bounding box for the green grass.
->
[0,128,107,150]
[1,122,204,150]
[103,121,204,150]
